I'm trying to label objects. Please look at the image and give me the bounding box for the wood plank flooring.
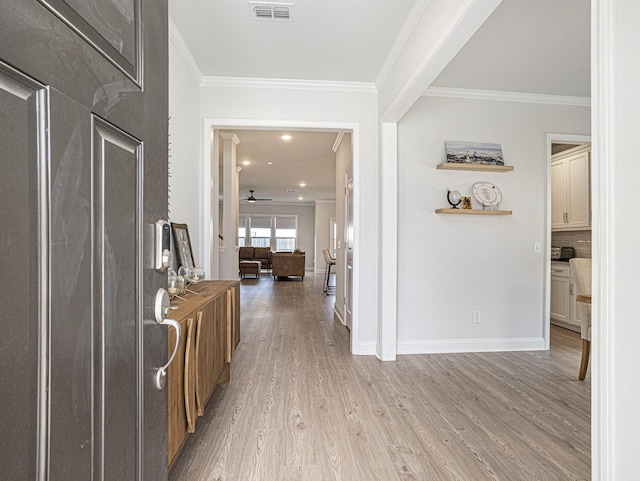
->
[169,273,590,481]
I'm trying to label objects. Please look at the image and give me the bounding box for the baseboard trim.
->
[357,341,377,356]
[333,306,345,325]
[397,337,546,355]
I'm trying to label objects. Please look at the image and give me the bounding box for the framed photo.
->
[171,222,195,268]
[445,141,504,165]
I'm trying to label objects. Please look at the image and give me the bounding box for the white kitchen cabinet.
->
[551,146,591,231]
[550,262,571,325]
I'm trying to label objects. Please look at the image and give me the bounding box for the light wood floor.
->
[170,273,590,481]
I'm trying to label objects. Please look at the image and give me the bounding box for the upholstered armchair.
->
[271,252,305,280]
[569,258,591,380]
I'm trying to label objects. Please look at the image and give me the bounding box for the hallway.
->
[169,274,590,481]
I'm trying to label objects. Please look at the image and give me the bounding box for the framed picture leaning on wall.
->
[171,222,195,268]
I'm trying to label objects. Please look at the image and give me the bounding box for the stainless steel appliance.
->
[551,246,576,260]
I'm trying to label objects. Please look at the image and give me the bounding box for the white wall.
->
[199,85,378,352]
[168,40,202,265]
[396,95,590,352]
[314,201,336,272]
[239,203,315,271]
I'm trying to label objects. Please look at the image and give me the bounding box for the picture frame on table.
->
[171,222,195,268]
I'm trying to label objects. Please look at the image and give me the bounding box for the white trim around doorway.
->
[202,118,363,356]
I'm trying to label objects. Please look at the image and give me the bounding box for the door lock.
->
[154,220,173,272]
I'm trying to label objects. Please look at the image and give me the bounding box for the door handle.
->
[154,288,182,390]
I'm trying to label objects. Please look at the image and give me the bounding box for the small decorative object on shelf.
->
[472,181,502,210]
[446,188,462,209]
[462,196,471,209]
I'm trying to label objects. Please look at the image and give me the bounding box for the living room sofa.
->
[271,251,305,280]
[238,246,272,271]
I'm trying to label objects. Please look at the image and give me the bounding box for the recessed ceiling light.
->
[299,182,306,187]
[286,188,297,192]
[281,134,292,141]
[242,160,251,165]
[298,196,304,200]
[267,161,273,165]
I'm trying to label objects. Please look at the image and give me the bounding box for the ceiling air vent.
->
[250,2,294,21]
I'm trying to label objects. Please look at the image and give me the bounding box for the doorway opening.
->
[202,119,360,353]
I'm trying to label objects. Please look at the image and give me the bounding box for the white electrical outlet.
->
[533,242,542,254]
[472,311,480,323]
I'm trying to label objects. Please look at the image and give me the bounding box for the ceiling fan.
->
[242,190,272,203]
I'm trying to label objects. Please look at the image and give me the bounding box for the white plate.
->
[472,181,502,206]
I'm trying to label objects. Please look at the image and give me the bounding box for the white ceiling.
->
[223,129,339,203]
[432,0,590,97]
[172,0,590,204]
[169,0,417,82]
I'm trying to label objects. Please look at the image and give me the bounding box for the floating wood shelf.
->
[436,162,514,172]
[435,208,512,216]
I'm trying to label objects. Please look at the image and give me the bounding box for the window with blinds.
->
[237,214,298,250]
[249,216,271,247]
[275,216,296,251]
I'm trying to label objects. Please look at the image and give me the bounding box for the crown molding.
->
[220,132,240,145]
[332,131,346,152]
[168,16,202,81]
[424,86,591,107]
[200,76,376,93]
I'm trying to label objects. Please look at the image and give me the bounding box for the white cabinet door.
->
[551,147,591,231]
[551,160,568,230]
[566,151,590,229]
[550,274,571,323]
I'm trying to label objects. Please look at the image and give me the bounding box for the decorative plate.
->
[472,181,502,207]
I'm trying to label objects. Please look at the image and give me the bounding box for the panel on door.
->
[93,119,142,480]
[0,61,48,481]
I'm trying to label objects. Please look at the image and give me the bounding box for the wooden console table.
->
[167,280,240,469]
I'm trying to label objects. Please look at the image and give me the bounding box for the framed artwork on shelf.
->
[445,141,504,166]
[171,222,195,268]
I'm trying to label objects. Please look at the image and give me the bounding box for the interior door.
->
[345,172,354,331]
[0,1,168,480]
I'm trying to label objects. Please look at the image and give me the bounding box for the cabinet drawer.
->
[551,263,570,278]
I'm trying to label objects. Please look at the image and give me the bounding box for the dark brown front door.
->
[0,1,169,479]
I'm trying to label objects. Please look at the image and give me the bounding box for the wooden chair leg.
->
[579,339,590,380]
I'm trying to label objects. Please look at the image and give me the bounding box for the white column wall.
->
[220,133,240,280]
[592,0,640,477]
